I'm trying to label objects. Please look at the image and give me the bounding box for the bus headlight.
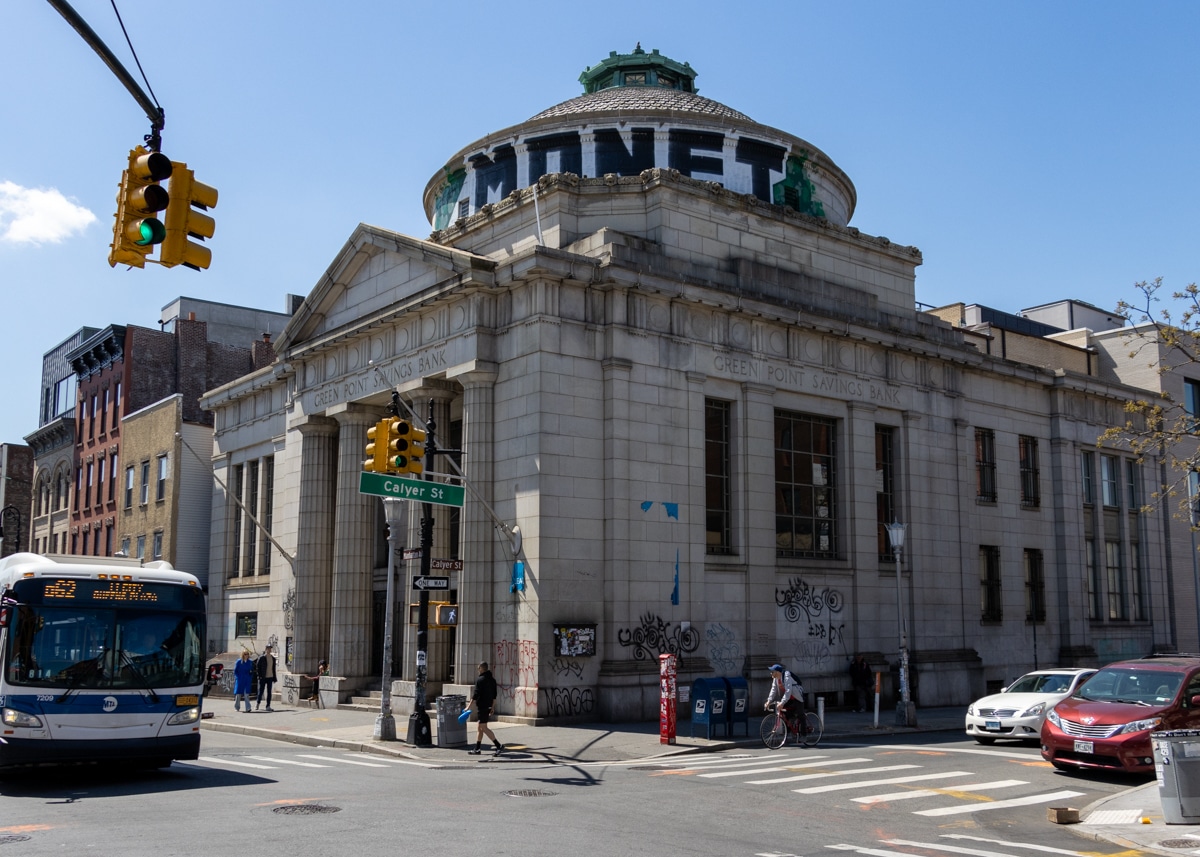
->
[2,707,43,728]
[167,707,200,726]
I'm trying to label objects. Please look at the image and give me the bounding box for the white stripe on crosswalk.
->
[745,758,882,784]
[742,764,919,786]
[639,754,761,768]
[297,754,389,767]
[345,753,440,768]
[244,755,329,768]
[795,770,974,795]
[941,833,1099,856]
[913,789,1085,817]
[883,838,1027,857]
[664,755,825,772]
[194,757,277,770]
[853,779,1028,804]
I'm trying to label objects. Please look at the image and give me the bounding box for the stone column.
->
[293,416,338,676]
[742,382,777,672]
[453,365,498,681]
[329,406,378,684]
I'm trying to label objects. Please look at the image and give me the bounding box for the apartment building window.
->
[1081,451,1095,505]
[1018,435,1040,508]
[139,460,150,505]
[86,461,94,507]
[236,613,257,637]
[260,457,274,574]
[112,382,121,430]
[124,466,134,509]
[775,411,837,558]
[55,471,66,511]
[152,531,163,560]
[230,464,244,577]
[1024,548,1046,622]
[704,399,732,555]
[120,537,130,556]
[1186,379,1200,429]
[975,429,997,502]
[92,528,100,556]
[245,460,259,574]
[105,524,113,556]
[96,457,105,507]
[1086,540,1101,619]
[156,454,168,502]
[101,388,109,436]
[75,467,82,512]
[876,426,896,558]
[108,453,117,502]
[1101,455,1120,508]
[1106,541,1126,619]
[980,545,1002,622]
[136,534,145,559]
[89,394,97,439]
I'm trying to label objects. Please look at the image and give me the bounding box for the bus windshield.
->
[5,599,205,691]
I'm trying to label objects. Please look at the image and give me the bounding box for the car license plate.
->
[985,719,1001,730]
[1074,739,1094,754]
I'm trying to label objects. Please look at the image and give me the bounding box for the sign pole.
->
[406,399,436,748]
[373,498,402,740]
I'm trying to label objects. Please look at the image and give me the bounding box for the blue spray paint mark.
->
[671,549,680,605]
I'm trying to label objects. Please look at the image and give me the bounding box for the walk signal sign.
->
[109,146,172,268]
[160,162,217,270]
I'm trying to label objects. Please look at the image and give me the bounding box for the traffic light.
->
[433,603,458,627]
[108,146,172,268]
[364,419,394,472]
[390,420,426,475]
[160,162,217,270]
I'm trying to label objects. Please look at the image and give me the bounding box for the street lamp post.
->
[885,521,917,727]
[373,497,404,741]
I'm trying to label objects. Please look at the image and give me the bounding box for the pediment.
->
[275,223,495,354]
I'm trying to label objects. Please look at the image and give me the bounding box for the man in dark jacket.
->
[255,645,277,711]
[468,661,503,755]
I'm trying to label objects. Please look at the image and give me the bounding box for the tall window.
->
[89,394,97,439]
[980,545,1002,622]
[775,411,837,558]
[1131,542,1146,621]
[1186,379,1200,430]
[704,399,732,555]
[1024,548,1045,622]
[876,426,896,558]
[1126,459,1140,510]
[108,453,117,502]
[1086,540,1101,619]
[1106,541,1126,620]
[245,460,260,575]
[230,464,244,577]
[152,531,163,560]
[1101,455,1120,507]
[1081,451,1095,505]
[156,454,168,502]
[136,534,145,559]
[1018,436,1040,508]
[260,456,275,574]
[120,537,130,556]
[96,457,105,506]
[86,461,94,507]
[124,466,134,509]
[975,429,997,502]
[139,460,150,505]
[112,382,121,430]
[101,388,109,435]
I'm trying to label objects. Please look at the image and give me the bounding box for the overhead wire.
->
[109,0,160,111]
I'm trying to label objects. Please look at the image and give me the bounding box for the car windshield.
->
[1076,667,1182,704]
[1006,673,1074,694]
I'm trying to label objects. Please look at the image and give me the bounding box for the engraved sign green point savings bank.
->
[359,471,465,507]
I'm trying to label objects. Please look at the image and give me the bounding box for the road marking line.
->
[745,758,880,784]
[297,754,389,767]
[853,779,1028,803]
[668,755,824,771]
[913,789,1085,816]
[941,833,1098,855]
[743,764,919,786]
[345,753,440,768]
[195,758,276,770]
[795,771,974,794]
[244,755,329,768]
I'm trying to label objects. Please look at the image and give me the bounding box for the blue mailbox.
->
[691,677,728,739]
[723,676,750,736]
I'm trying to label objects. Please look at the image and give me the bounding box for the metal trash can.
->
[691,678,728,739]
[723,677,750,737]
[1153,730,1200,823]
[435,695,468,747]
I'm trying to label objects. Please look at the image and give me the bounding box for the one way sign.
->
[412,576,450,591]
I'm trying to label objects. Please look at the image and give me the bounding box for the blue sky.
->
[1,1,1197,445]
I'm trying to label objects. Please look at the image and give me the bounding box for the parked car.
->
[965,668,1096,744]
[1041,656,1200,773]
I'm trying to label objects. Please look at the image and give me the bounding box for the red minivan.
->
[1041,656,1200,773]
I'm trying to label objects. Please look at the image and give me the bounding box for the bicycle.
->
[760,708,822,749]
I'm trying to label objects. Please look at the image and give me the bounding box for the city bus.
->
[0,553,206,769]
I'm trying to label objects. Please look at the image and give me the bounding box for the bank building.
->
[202,46,1179,722]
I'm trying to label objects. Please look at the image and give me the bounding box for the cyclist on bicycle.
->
[764,663,805,728]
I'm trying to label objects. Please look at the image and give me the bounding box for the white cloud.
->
[0,181,97,245]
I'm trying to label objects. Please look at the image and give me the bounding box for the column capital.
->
[295,415,338,437]
[328,403,380,426]
[448,361,499,388]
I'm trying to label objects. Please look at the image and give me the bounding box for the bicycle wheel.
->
[760,714,787,749]
[801,711,823,747]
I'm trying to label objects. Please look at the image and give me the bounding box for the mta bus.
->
[0,553,206,769]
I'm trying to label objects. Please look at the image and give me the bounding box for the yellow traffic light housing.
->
[109,146,172,268]
[392,421,426,475]
[160,162,217,270]
[364,419,394,472]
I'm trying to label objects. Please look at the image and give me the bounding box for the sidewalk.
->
[201,700,1194,856]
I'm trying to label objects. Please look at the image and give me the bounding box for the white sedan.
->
[965,668,1096,744]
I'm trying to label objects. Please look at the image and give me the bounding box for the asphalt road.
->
[0,731,1151,857]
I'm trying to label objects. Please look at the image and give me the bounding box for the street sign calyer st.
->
[359,471,465,507]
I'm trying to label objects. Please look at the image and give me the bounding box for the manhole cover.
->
[504,789,557,798]
[272,804,341,815]
[1156,840,1200,850]
[0,835,31,845]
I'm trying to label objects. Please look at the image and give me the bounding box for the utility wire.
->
[109,0,160,110]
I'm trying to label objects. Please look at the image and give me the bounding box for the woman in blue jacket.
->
[232,651,255,713]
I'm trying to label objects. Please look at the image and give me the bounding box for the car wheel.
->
[974,736,996,745]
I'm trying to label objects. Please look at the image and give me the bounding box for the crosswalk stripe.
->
[297,754,389,767]
[745,758,881,784]
[883,838,1024,857]
[913,789,1085,817]
[244,755,330,768]
[827,844,922,857]
[853,779,1028,804]
[795,770,974,795]
[941,833,1098,855]
[345,753,440,768]
[638,754,761,768]
[672,756,824,772]
[743,763,919,786]
[196,758,277,770]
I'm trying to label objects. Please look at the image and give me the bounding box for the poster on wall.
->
[552,624,596,657]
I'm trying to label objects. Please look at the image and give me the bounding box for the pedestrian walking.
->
[255,644,277,711]
[232,651,254,713]
[304,659,329,707]
[849,653,873,713]
[467,661,503,755]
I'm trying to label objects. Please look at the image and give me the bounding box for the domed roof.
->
[529,86,752,122]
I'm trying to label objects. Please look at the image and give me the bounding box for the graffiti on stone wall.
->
[283,587,296,631]
[494,638,539,714]
[549,658,585,680]
[641,501,681,604]
[617,612,700,661]
[540,686,595,718]
[706,622,742,674]
[777,576,846,672]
